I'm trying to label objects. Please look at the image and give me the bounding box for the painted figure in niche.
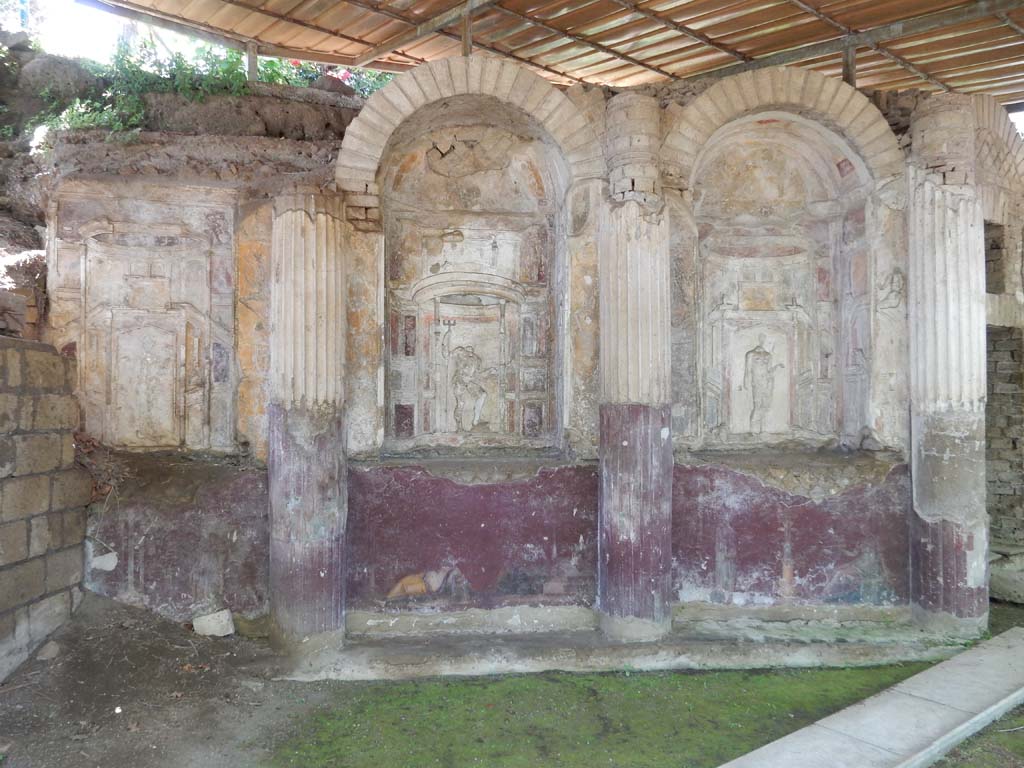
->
[447,344,492,432]
[742,334,785,434]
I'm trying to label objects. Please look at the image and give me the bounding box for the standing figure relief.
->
[445,343,494,433]
[742,334,785,434]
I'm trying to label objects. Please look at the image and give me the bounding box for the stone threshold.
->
[347,603,923,646]
[720,627,1024,767]
[283,627,958,682]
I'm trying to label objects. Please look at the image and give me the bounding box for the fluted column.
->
[268,192,348,644]
[908,94,988,636]
[597,93,673,642]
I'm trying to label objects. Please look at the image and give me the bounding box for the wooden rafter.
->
[783,0,951,91]
[604,0,750,63]
[78,0,425,70]
[491,5,678,80]
[74,0,1024,98]
[689,0,1024,82]
[337,0,585,84]
[352,0,498,67]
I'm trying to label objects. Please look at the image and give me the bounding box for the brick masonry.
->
[985,223,1006,295]
[0,337,91,681]
[986,325,1024,544]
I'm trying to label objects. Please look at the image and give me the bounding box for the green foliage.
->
[37,40,250,133]
[32,39,393,136]
[331,67,394,97]
[258,56,320,87]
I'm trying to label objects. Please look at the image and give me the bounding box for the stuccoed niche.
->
[379,111,563,454]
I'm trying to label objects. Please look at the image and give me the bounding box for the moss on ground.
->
[269,601,1024,768]
[989,600,1024,638]
[269,663,928,768]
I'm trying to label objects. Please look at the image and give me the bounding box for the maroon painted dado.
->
[598,404,674,636]
[346,465,598,608]
[673,463,912,605]
[268,404,347,640]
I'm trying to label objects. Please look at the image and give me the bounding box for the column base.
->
[599,611,672,643]
[911,604,987,640]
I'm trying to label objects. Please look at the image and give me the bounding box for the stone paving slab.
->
[721,627,1024,768]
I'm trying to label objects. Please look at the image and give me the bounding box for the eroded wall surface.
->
[48,182,238,452]
[85,453,269,622]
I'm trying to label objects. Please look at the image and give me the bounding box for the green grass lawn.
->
[269,602,1024,768]
[270,664,929,767]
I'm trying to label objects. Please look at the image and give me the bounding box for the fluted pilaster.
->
[907,94,988,634]
[908,169,986,415]
[598,199,672,406]
[270,193,346,409]
[268,192,349,645]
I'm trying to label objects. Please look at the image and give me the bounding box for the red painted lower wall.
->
[672,463,911,606]
[86,456,912,620]
[345,465,599,609]
[345,460,912,610]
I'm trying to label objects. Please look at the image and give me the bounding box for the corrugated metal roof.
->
[84,0,1024,103]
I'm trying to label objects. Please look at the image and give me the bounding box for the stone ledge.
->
[284,626,957,682]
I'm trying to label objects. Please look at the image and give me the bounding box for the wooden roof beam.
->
[352,0,499,67]
[998,11,1024,40]
[337,0,584,83]
[604,0,750,63]
[492,5,678,80]
[79,0,425,69]
[783,0,951,91]
[688,0,1024,82]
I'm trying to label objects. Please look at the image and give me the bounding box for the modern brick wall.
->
[0,337,91,681]
[986,325,1024,544]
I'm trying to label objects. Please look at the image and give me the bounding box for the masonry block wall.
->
[0,337,91,680]
[987,325,1024,544]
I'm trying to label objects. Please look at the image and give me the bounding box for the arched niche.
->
[672,111,888,449]
[378,94,570,454]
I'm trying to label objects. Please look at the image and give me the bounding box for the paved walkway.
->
[722,627,1024,768]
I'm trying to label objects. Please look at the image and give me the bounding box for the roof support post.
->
[842,39,856,87]
[462,8,473,57]
[246,41,258,82]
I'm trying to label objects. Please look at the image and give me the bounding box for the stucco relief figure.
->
[742,334,784,434]
[877,267,905,311]
[447,344,492,432]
